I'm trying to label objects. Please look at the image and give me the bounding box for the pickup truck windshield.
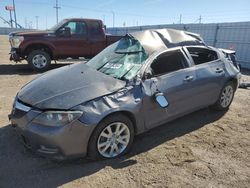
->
[86,36,148,80]
[49,19,68,31]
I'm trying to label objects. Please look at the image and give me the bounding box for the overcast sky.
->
[0,0,249,29]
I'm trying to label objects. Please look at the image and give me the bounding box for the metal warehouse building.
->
[108,22,250,69]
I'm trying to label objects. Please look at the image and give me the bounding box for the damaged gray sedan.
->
[10,29,241,160]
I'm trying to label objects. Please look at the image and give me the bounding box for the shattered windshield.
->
[86,36,148,81]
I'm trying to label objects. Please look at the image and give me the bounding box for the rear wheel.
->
[211,81,235,110]
[27,50,51,72]
[88,114,134,160]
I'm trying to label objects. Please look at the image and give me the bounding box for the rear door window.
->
[186,47,218,65]
[89,21,103,37]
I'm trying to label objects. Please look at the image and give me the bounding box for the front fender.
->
[73,85,145,135]
[20,38,56,54]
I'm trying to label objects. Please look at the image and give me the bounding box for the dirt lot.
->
[0,35,249,188]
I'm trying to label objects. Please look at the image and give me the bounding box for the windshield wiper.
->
[115,51,143,54]
[97,61,109,71]
[120,65,136,80]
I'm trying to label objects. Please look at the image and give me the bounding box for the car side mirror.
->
[143,70,154,80]
[145,72,153,79]
[64,27,71,37]
[155,92,169,108]
[58,27,71,37]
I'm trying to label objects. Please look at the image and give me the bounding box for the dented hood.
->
[10,30,53,37]
[18,63,126,110]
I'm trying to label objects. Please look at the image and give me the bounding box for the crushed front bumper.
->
[9,48,23,62]
[9,99,95,160]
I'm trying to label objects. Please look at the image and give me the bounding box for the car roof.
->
[218,48,236,54]
[64,18,103,23]
[130,29,205,55]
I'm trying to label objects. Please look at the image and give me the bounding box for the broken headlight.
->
[9,36,24,48]
[32,111,83,127]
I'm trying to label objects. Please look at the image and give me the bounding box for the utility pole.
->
[29,21,33,29]
[35,16,39,29]
[111,11,115,27]
[199,15,202,24]
[179,14,182,24]
[103,15,106,24]
[46,15,48,29]
[54,0,60,24]
[24,17,27,28]
[12,0,17,28]
[9,10,13,28]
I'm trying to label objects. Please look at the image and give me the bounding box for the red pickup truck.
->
[9,18,122,71]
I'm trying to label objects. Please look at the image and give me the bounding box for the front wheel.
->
[27,50,51,72]
[88,114,134,160]
[211,81,236,111]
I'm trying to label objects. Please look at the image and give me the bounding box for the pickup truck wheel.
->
[27,50,51,72]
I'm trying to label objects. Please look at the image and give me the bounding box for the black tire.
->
[88,114,134,160]
[211,81,236,111]
[27,50,51,72]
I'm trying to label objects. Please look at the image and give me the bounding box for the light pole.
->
[111,11,115,27]
[35,16,39,29]
[179,14,182,24]
[12,0,17,28]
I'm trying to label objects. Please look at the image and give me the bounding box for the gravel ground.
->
[0,35,249,188]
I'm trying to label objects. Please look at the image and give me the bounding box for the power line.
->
[192,15,202,24]
[0,15,11,26]
[1,0,250,28]
[3,0,250,21]
[3,0,250,18]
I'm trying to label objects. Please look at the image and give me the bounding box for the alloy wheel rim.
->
[220,85,233,108]
[32,54,47,68]
[97,122,130,158]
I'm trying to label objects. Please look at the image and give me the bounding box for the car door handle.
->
[215,68,224,73]
[183,75,194,82]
